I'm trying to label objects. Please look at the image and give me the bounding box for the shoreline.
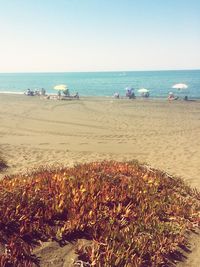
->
[1,91,200,101]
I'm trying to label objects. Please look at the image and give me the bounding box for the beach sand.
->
[0,94,200,266]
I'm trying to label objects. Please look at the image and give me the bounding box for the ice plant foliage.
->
[0,161,200,266]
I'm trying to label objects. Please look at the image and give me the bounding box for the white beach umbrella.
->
[172,83,188,90]
[54,84,68,91]
[138,88,149,93]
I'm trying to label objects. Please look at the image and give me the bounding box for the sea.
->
[0,70,199,99]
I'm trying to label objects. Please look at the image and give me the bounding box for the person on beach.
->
[73,92,79,99]
[126,88,135,99]
[26,88,31,96]
[141,91,150,98]
[129,90,135,99]
[25,88,34,96]
[41,88,46,96]
[168,92,178,101]
[63,88,70,96]
[34,89,40,96]
[114,92,120,98]
[57,90,61,99]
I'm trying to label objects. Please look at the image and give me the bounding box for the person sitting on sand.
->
[114,92,119,98]
[168,92,178,101]
[141,91,150,98]
[25,88,34,96]
[73,92,79,99]
[34,89,40,96]
[26,88,31,96]
[129,91,135,99]
[63,88,70,96]
[126,88,135,99]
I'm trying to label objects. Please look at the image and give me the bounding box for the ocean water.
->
[0,70,199,98]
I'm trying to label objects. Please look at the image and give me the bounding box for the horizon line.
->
[0,68,200,74]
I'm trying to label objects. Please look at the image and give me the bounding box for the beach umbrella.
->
[54,84,68,91]
[138,88,150,97]
[138,88,149,93]
[172,83,188,90]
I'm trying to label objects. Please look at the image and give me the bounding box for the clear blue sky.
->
[0,0,199,72]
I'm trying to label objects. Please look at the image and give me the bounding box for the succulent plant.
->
[0,161,199,266]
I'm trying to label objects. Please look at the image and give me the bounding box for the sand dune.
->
[0,94,200,266]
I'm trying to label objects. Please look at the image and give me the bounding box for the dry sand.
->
[0,94,200,266]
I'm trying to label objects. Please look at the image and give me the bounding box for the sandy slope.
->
[0,94,200,266]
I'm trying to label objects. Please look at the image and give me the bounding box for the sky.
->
[0,0,199,72]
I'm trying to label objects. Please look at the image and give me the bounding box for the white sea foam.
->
[0,91,24,95]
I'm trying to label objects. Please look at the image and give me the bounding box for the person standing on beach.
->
[58,90,61,99]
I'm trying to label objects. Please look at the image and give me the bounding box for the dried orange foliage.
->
[0,161,200,266]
